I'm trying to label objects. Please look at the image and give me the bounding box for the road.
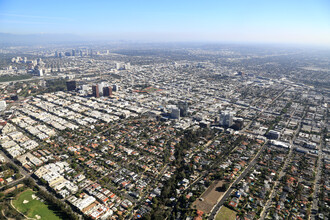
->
[0,151,30,190]
[242,86,289,133]
[128,164,169,219]
[259,146,293,219]
[208,87,289,220]
[310,131,324,220]
[0,150,52,193]
[208,141,267,220]
[260,112,305,219]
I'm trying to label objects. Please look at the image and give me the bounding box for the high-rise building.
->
[55,51,58,57]
[66,81,77,91]
[170,106,180,120]
[220,111,234,127]
[97,82,106,96]
[116,62,131,70]
[112,84,119,92]
[268,130,280,140]
[178,101,188,117]
[0,101,7,111]
[116,63,122,70]
[92,85,100,98]
[72,49,76,56]
[103,87,112,97]
[38,69,43,77]
[124,63,131,70]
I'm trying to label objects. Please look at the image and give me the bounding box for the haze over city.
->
[1,0,330,45]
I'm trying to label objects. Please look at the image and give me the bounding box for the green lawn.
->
[12,189,61,220]
[215,206,237,220]
[0,74,32,82]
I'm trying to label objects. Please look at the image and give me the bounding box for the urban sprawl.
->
[0,44,329,220]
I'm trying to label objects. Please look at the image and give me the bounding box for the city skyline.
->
[0,0,330,46]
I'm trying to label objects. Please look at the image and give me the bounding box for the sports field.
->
[192,180,227,213]
[12,189,60,220]
[215,206,237,220]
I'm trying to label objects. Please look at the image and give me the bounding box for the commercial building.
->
[92,85,100,98]
[103,86,112,97]
[170,106,180,119]
[0,101,6,111]
[113,84,119,92]
[268,130,280,140]
[220,111,234,127]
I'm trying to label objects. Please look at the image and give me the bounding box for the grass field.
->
[215,206,237,220]
[192,180,227,214]
[0,74,32,82]
[12,189,61,220]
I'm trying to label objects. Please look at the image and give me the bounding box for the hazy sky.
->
[0,0,330,45]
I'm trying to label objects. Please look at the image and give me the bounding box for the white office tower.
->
[98,82,105,95]
[124,63,131,70]
[116,62,130,70]
[38,69,43,76]
[0,101,7,111]
[37,58,42,65]
[170,106,180,120]
[116,63,123,70]
[80,85,89,91]
[79,85,89,95]
[220,111,233,127]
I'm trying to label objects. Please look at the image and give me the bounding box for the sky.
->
[0,0,330,45]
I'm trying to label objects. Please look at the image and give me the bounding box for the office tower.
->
[55,51,58,57]
[80,85,88,91]
[66,81,77,91]
[233,118,244,130]
[59,52,63,58]
[220,111,234,127]
[80,50,83,57]
[116,63,122,70]
[178,101,188,117]
[72,49,76,56]
[103,87,112,97]
[112,84,119,92]
[170,106,180,120]
[268,130,280,140]
[37,58,42,65]
[97,82,105,96]
[92,85,100,98]
[124,63,131,70]
[38,69,43,76]
[0,101,7,111]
